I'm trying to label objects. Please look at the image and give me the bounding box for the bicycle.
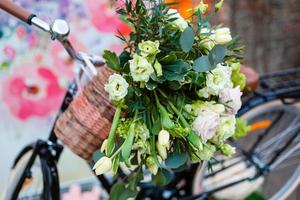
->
[1,1,300,200]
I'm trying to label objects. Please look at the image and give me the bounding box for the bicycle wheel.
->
[192,101,300,200]
[1,147,45,200]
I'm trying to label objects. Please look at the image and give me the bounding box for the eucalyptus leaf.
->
[209,45,227,65]
[92,150,105,162]
[193,56,213,72]
[165,153,188,169]
[103,50,121,71]
[180,27,195,53]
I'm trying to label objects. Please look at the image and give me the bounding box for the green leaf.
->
[159,53,177,65]
[163,60,190,81]
[112,154,120,174]
[119,51,131,68]
[128,167,143,191]
[152,168,173,186]
[121,122,135,164]
[92,150,104,162]
[209,45,227,65]
[186,71,205,86]
[180,27,195,53]
[146,81,158,90]
[103,50,121,71]
[193,56,213,72]
[187,132,202,149]
[109,182,138,200]
[165,153,188,169]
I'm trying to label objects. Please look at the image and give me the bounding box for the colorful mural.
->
[0,0,129,192]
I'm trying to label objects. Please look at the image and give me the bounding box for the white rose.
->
[214,27,232,44]
[219,87,243,114]
[158,130,170,147]
[217,115,236,141]
[104,74,129,101]
[167,9,188,31]
[129,54,154,82]
[93,156,112,175]
[199,64,232,98]
[192,111,220,142]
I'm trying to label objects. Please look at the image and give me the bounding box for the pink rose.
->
[219,87,243,114]
[192,111,220,142]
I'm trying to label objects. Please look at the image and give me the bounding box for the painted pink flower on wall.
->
[2,60,65,120]
[86,0,132,36]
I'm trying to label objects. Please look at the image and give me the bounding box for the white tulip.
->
[156,141,167,160]
[100,139,108,153]
[93,156,112,175]
[158,130,170,147]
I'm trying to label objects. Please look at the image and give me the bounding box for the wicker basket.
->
[54,67,115,160]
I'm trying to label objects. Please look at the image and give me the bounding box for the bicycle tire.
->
[1,143,60,200]
[192,100,300,200]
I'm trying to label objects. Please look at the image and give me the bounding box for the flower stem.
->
[107,105,122,156]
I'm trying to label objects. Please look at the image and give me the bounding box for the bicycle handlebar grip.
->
[0,0,35,24]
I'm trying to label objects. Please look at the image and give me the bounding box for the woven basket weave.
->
[54,67,115,160]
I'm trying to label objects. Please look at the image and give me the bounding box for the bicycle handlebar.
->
[0,0,35,24]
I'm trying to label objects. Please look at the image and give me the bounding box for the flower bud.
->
[93,156,112,175]
[220,144,236,157]
[214,27,232,45]
[100,139,108,153]
[158,130,170,147]
[146,156,158,175]
[156,141,167,160]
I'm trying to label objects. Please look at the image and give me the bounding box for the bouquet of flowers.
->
[93,0,248,198]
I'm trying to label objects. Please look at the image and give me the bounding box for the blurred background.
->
[1,0,300,198]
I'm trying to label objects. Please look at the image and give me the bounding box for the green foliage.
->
[180,27,195,53]
[121,122,136,165]
[152,168,173,186]
[98,0,245,197]
[232,118,250,140]
[165,153,188,169]
[193,45,227,72]
[109,182,138,200]
[103,50,121,71]
[163,60,190,81]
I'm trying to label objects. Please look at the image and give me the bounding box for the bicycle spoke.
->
[274,159,300,171]
[257,121,300,156]
[270,141,300,170]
